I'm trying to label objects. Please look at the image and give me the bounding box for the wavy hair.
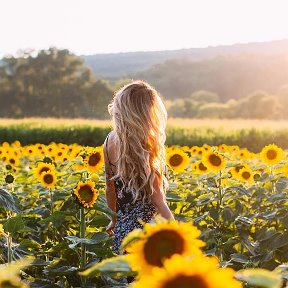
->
[108,80,168,203]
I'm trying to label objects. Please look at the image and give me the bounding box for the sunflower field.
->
[0,140,288,287]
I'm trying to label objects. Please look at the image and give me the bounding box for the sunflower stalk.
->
[7,232,13,263]
[217,171,223,212]
[79,206,87,286]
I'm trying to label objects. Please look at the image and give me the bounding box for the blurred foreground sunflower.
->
[73,181,98,208]
[166,148,190,173]
[40,171,57,189]
[260,144,283,166]
[132,254,242,288]
[126,221,204,275]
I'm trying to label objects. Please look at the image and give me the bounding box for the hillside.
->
[83,38,288,77]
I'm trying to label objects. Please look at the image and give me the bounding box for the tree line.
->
[0,48,112,118]
[0,48,288,119]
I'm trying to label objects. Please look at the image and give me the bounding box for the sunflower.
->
[230,163,249,178]
[40,171,57,188]
[192,160,208,175]
[202,152,225,172]
[218,144,229,153]
[237,148,251,160]
[190,146,200,156]
[73,181,98,208]
[260,144,283,166]
[126,221,204,275]
[132,254,242,288]
[166,148,190,173]
[237,167,254,183]
[35,163,55,180]
[202,144,212,153]
[23,145,36,158]
[6,155,20,167]
[84,147,104,173]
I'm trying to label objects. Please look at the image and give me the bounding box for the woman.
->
[104,80,174,255]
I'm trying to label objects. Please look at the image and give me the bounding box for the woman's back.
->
[104,131,156,254]
[104,80,174,255]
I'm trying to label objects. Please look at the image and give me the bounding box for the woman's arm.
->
[151,175,174,220]
[103,142,117,233]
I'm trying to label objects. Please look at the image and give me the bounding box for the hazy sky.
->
[1,0,288,57]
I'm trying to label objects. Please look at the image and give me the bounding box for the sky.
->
[1,0,288,57]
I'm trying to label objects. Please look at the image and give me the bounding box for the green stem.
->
[79,206,86,286]
[218,171,223,209]
[7,232,12,263]
[80,206,86,269]
[49,189,54,215]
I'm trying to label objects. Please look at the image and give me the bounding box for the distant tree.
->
[276,84,288,119]
[197,102,231,118]
[235,91,280,119]
[190,90,219,103]
[0,48,113,118]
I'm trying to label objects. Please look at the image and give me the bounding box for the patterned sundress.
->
[105,133,157,255]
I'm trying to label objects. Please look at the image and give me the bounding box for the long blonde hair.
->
[108,80,168,203]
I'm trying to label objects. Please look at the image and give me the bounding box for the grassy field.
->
[1,117,288,151]
[2,117,288,130]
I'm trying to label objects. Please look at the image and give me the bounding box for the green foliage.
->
[2,121,288,151]
[0,48,113,118]
[167,90,280,119]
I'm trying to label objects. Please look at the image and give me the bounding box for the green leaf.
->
[89,214,111,227]
[3,214,25,234]
[225,186,248,195]
[275,177,288,193]
[19,239,41,251]
[94,202,118,217]
[0,188,21,213]
[235,216,254,226]
[120,228,142,251]
[65,232,109,248]
[236,268,283,288]
[80,256,132,277]
[221,207,235,223]
[44,260,78,276]
[231,253,250,264]
[166,192,183,202]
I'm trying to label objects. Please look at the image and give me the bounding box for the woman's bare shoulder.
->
[104,131,118,164]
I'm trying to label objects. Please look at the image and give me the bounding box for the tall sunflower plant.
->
[163,144,288,273]
[80,218,287,288]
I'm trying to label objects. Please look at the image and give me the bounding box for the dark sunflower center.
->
[266,149,277,160]
[169,154,183,167]
[79,185,93,202]
[143,229,184,267]
[199,162,207,171]
[242,171,251,179]
[9,158,16,164]
[235,165,244,173]
[58,152,63,156]
[163,274,208,288]
[43,174,54,184]
[209,154,221,166]
[88,153,101,166]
